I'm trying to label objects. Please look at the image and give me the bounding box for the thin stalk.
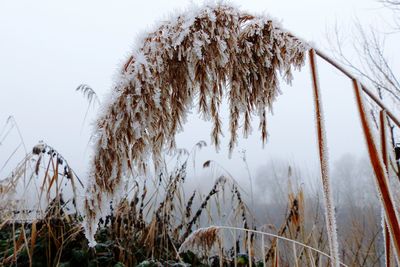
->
[314,48,400,128]
[262,234,266,267]
[274,239,279,267]
[309,49,340,267]
[293,243,298,267]
[353,79,400,263]
[234,229,237,267]
[380,110,392,267]
[248,231,252,267]
[181,226,349,267]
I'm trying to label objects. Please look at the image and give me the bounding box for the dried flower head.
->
[179,226,221,253]
[83,2,308,246]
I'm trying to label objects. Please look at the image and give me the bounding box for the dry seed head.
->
[179,226,221,253]
[83,2,308,245]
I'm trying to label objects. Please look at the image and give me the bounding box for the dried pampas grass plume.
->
[83,2,308,246]
[179,226,221,254]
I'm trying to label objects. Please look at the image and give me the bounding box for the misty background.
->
[1,0,399,217]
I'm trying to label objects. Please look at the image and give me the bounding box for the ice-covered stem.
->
[379,110,393,267]
[308,49,340,267]
[383,211,392,266]
[83,2,308,245]
[180,225,349,266]
[353,80,400,263]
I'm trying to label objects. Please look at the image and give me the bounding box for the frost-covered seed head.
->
[83,2,309,246]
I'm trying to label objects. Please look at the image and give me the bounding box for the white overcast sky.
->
[0,0,397,182]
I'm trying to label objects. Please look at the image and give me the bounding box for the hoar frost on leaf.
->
[83,2,309,246]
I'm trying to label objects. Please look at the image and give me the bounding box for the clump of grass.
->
[0,145,384,266]
[0,142,82,222]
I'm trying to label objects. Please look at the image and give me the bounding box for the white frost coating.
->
[83,1,309,246]
[359,92,400,221]
[354,83,400,265]
[82,190,110,247]
[82,168,127,247]
[309,50,340,266]
[381,208,389,266]
[389,170,400,219]
[382,115,400,225]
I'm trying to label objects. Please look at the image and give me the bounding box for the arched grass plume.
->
[84,2,308,245]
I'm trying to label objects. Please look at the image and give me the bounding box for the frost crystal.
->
[83,2,309,246]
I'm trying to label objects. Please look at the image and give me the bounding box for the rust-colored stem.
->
[384,221,392,267]
[314,48,400,128]
[353,80,400,262]
[309,49,339,267]
[380,110,392,267]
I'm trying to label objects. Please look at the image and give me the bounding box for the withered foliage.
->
[84,3,308,244]
[179,226,221,254]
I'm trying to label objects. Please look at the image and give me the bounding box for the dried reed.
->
[83,3,308,244]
